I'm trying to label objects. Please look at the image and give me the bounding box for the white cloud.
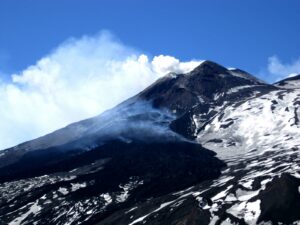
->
[267,56,300,81]
[0,31,201,150]
[152,55,202,75]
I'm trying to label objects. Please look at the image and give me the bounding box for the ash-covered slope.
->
[1,61,300,225]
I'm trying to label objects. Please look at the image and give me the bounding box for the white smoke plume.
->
[0,31,201,150]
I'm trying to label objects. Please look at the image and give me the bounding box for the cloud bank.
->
[267,56,300,81]
[0,31,201,150]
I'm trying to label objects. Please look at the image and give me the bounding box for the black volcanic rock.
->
[0,139,225,225]
[0,139,225,187]
[138,61,267,115]
[257,173,300,224]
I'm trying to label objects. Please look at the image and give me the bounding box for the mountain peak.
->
[190,60,228,75]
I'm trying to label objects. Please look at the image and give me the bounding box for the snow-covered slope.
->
[197,89,300,159]
[274,74,300,89]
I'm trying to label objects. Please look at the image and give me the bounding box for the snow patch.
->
[8,201,41,225]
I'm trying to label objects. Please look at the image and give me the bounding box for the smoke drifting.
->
[0,31,201,150]
[87,100,187,144]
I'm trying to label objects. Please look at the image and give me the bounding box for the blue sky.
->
[1,0,300,80]
[0,0,300,149]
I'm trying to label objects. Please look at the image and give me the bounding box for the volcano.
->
[1,61,300,225]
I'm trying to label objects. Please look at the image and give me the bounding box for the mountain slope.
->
[274,74,300,89]
[0,61,300,225]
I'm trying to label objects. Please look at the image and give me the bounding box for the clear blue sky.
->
[0,0,300,79]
